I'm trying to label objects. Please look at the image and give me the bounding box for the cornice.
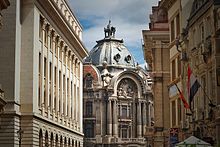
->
[35,0,88,59]
[160,0,177,10]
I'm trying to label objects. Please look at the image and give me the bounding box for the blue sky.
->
[70,0,158,67]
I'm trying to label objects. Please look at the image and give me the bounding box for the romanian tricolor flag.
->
[187,65,200,103]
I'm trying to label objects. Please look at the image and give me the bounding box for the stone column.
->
[137,101,142,137]
[96,99,101,135]
[142,102,147,135]
[107,99,112,136]
[112,100,118,137]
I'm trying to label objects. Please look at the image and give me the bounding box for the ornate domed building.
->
[83,21,154,147]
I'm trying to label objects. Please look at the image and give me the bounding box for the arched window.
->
[50,133,54,147]
[60,136,63,147]
[55,134,58,147]
[64,137,67,147]
[39,129,43,147]
[45,131,48,147]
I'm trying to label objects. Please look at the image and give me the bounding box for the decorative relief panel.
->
[117,78,137,98]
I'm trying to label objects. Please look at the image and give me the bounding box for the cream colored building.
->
[180,0,220,146]
[142,2,170,146]
[0,0,88,146]
[160,0,220,146]
[159,0,193,146]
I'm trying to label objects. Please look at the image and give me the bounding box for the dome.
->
[85,21,136,68]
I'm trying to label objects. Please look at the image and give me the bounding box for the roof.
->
[84,21,136,68]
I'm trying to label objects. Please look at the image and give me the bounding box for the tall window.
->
[177,55,181,77]
[67,78,69,116]
[201,75,206,111]
[59,71,61,112]
[63,75,65,114]
[55,37,58,56]
[39,16,43,41]
[44,57,47,105]
[44,25,48,47]
[121,105,127,118]
[171,20,175,42]
[178,98,182,124]
[50,31,53,50]
[84,122,94,138]
[172,100,176,127]
[176,14,180,37]
[38,53,41,107]
[39,130,43,147]
[171,59,176,81]
[85,101,93,116]
[122,128,127,138]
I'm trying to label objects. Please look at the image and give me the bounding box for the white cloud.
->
[70,0,159,64]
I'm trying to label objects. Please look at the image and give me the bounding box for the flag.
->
[175,84,190,109]
[187,65,200,103]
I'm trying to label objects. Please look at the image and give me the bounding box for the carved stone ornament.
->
[117,78,137,97]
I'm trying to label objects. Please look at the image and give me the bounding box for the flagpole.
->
[199,84,215,107]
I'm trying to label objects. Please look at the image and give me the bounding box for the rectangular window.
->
[38,53,41,107]
[176,14,180,37]
[122,128,127,138]
[84,122,94,138]
[59,49,62,61]
[63,75,65,113]
[178,98,182,124]
[59,71,61,112]
[54,67,57,86]
[49,62,52,82]
[171,59,176,81]
[50,33,53,51]
[201,75,206,110]
[172,100,176,127]
[177,55,181,77]
[122,105,127,118]
[39,16,43,41]
[44,57,47,78]
[171,20,175,42]
[85,101,93,116]
[44,27,48,47]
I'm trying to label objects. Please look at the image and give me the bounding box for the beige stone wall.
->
[0,0,87,146]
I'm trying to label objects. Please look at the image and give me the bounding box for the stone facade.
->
[159,0,220,146]
[180,0,220,146]
[0,0,88,146]
[142,1,170,147]
[83,22,154,147]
